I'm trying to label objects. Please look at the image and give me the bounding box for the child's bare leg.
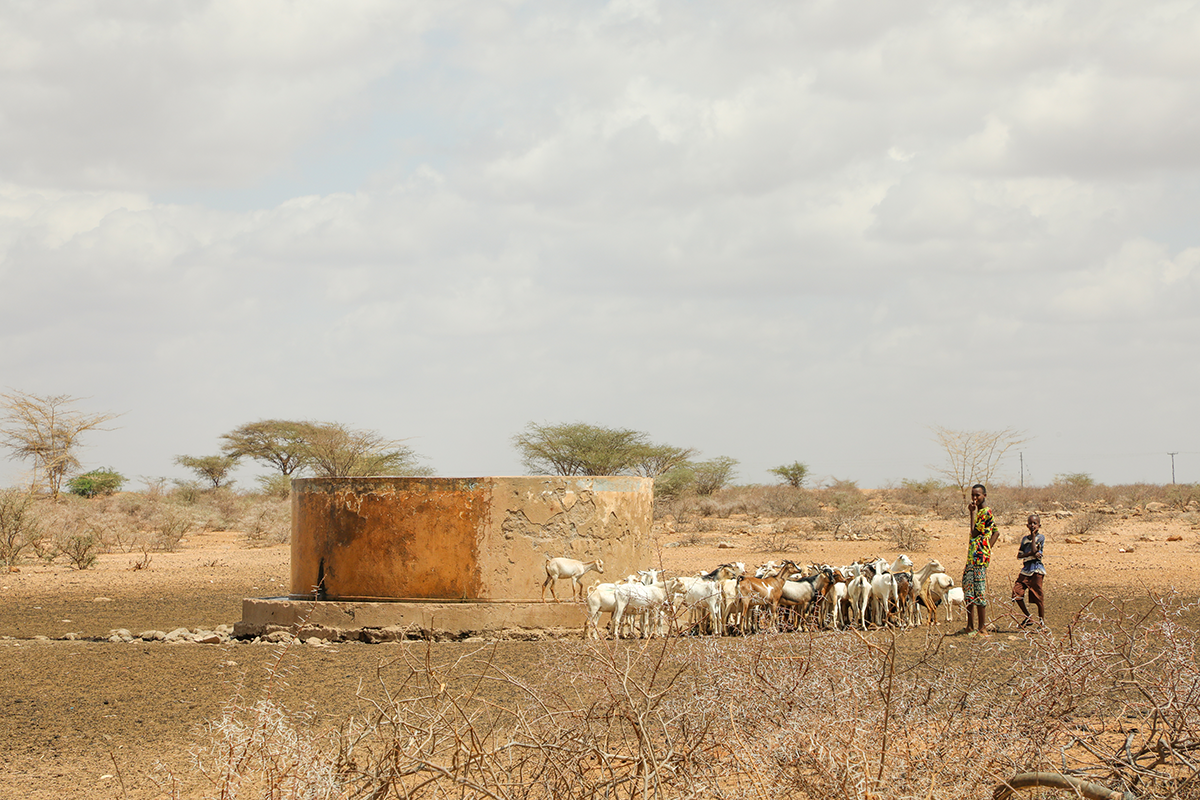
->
[1014,595,1031,619]
[978,605,988,632]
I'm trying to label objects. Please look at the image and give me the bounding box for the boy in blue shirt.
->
[1012,513,1046,628]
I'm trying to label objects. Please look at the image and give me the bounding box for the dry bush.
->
[239,499,291,547]
[60,532,99,569]
[151,505,194,552]
[756,529,797,553]
[168,593,1200,800]
[889,479,959,517]
[1065,511,1110,538]
[891,518,929,550]
[660,485,821,522]
[0,489,38,568]
[674,530,705,547]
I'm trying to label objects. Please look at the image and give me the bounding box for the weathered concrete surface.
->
[235,597,586,639]
[290,476,652,602]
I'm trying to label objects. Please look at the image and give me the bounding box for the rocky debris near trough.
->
[2,625,583,645]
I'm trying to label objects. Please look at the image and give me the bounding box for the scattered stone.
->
[33,635,50,641]
[295,625,337,641]
[164,627,192,642]
[1167,534,1183,542]
[193,631,223,644]
[717,541,734,549]
[263,631,293,644]
[1054,511,1073,519]
[93,597,113,603]
[663,541,681,548]
[61,632,79,641]
[1064,536,1084,544]
[139,630,166,642]
[215,624,234,635]
[304,637,325,646]
[1146,502,1168,513]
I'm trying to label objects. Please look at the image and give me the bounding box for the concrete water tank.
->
[289,475,653,602]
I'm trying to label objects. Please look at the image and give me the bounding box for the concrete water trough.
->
[235,475,653,640]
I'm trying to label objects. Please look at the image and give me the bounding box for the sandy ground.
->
[1,511,1197,799]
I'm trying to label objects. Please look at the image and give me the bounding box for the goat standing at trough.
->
[729,560,797,634]
[780,566,832,630]
[542,556,604,602]
[612,578,668,638]
[868,554,913,628]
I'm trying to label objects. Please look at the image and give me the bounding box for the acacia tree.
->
[513,422,650,476]
[0,391,120,500]
[301,423,430,478]
[220,419,317,476]
[175,454,240,489]
[692,456,739,495]
[929,425,1030,503]
[769,461,810,488]
[629,444,698,478]
[512,422,696,477]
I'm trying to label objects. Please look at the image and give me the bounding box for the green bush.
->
[768,461,809,488]
[67,467,126,498]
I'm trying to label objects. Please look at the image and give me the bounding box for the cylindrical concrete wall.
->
[290,476,653,601]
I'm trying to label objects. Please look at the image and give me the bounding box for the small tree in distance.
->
[693,456,738,496]
[513,422,696,478]
[67,467,126,498]
[301,423,430,478]
[175,454,240,489]
[929,425,1030,503]
[769,461,809,488]
[513,422,648,476]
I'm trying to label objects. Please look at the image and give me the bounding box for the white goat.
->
[542,556,604,602]
[584,583,619,639]
[869,554,913,628]
[847,573,872,629]
[612,581,668,638]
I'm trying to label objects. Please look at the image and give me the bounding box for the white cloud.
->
[2,1,1200,488]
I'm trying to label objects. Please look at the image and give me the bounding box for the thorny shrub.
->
[162,593,1200,800]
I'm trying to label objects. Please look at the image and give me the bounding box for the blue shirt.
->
[1018,532,1045,576]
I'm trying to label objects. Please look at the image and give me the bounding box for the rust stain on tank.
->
[293,477,487,600]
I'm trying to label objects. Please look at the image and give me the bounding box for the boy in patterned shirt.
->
[963,483,1000,637]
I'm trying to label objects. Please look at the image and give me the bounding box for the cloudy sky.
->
[2,0,1198,491]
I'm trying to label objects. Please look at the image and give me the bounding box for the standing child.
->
[1012,513,1046,628]
[963,483,1000,636]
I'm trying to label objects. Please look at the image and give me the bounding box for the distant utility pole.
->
[1168,452,1178,484]
[1019,452,1024,488]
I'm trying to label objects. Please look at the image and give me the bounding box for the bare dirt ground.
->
[2,512,1198,799]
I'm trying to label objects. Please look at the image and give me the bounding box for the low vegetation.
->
[159,593,1200,800]
[0,485,289,569]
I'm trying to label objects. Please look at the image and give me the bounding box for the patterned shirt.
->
[967,506,998,566]
[1018,532,1046,576]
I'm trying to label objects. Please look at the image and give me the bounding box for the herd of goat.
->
[541,554,966,639]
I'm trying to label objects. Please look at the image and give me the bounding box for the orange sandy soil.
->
[1,513,1197,800]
